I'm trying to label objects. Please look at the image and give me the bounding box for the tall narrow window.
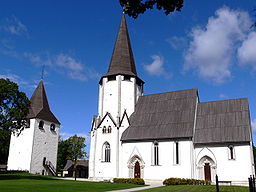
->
[107,126,112,133]
[102,126,106,134]
[103,142,110,162]
[174,141,179,165]
[228,145,235,160]
[154,141,159,165]
[39,121,44,129]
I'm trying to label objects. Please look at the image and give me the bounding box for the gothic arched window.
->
[153,141,159,165]
[39,120,44,129]
[107,126,112,133]
[103,142,111,162]
[102,126,106,134]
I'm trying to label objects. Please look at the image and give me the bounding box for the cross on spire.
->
[41,65,45,80]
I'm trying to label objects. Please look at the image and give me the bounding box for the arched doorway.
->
[134,161,140,178]
[197,156,216,182]
[128,155,145,178]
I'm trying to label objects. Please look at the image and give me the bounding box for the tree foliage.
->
[57,135,86,179]
[57,138,71,172]
[0,78,30,131]
[0,129,11,164]
[120,0,184,18]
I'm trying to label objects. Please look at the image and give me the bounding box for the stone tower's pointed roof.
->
[27,80,60,124]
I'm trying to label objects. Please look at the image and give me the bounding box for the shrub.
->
[163,177,211,186]
[113,178,145,185]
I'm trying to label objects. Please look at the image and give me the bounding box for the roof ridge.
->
[141,88,198,97]
[199,97,248,104]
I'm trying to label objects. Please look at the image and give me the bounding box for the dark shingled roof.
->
[100,15,143,85]
[106,15,137,77]
[27,80,60,124]
[121,89,198,141]
[194,98,251,144]
[63,160,88,171]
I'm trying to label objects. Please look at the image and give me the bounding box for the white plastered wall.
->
[195,144,254,185]
[120,140,193,181]
[7,119,36,171]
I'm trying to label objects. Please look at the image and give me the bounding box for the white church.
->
[7,80,60,176]
[89,16,255,185]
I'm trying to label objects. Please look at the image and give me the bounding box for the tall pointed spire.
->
[27,80,60,124]
[105,15,137,77]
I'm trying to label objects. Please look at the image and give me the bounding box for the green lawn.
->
[0,173,142,192]
[136,185,249,192]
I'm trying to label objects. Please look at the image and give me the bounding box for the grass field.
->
[0,173,250,192]
[136,185,249,192]
[0,173,141,192]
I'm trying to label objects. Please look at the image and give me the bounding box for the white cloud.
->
[1,16,28,37]
[166,36,187,50]
[238,31,256,69]
[219,93,228,99]
[251,119,256,133]
[0,73,38,90]
[24,52,52,67]
[144,55,170,78]
[0,74,28,86]
[24,52,95,81]
[56,53,84,71]
[184,7,252,84]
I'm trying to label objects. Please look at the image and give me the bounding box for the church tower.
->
[89,16,144,179]
[7,80,60,175]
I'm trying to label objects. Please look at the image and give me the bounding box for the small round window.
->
[50,124,55,131]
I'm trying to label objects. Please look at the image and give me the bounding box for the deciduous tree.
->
[66,135,86,180]
[0,78,30,131]
[57,138,71,173]
[120,0,184,18]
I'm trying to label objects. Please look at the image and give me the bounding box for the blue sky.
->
[1,0,256,153]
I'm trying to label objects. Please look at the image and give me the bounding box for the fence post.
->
[249,176,252,192]
[253,175,256,192]
[216,174,219,192]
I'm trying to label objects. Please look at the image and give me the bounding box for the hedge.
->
[113,178,145,185]
[163,178,211,186]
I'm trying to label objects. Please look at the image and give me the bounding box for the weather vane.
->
[41,65,45,80]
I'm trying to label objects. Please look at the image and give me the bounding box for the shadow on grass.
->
[0,173,57,180]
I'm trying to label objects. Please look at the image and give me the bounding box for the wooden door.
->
[134,161,140,178]
[204,163,211,181]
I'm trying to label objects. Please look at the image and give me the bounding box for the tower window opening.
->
[123,75,130,81]
[50,124,55,131]
[39,121,44,129]
[25,119,30,128]
[108,76,116,81]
